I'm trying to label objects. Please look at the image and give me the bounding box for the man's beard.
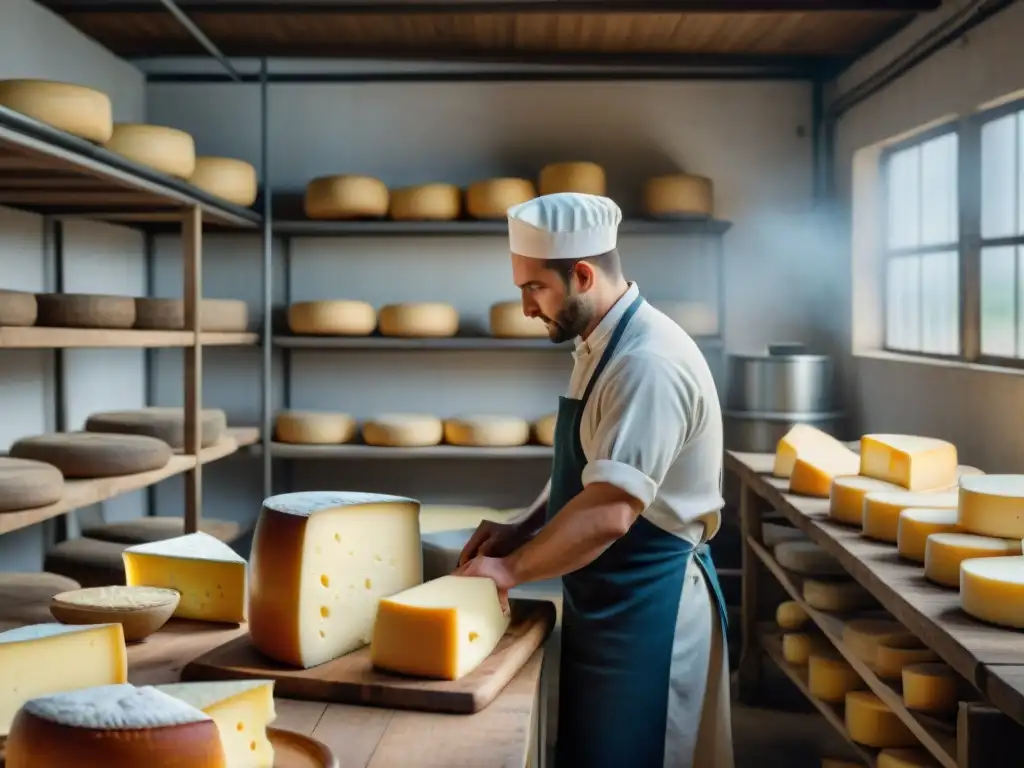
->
[541,292,594,344]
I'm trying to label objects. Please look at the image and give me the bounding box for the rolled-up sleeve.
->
[580,352,699,510]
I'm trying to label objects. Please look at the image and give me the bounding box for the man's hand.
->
[455,555,516,614]
[457,520,531,567]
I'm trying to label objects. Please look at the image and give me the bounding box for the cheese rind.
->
[773,424,851,479]
[0,79,113,142]
[443,415,531,447]
[538,162,607,196]
[0,288,37,326]
[362,413,444,447]
[0,457,64,512]
[489,301,549,338]
[189,157,258,206]
[873,634,938,680]
[845,690,916,747]
[775,600,808,630]
[36,292,135,329]
[803,579,874,612]
[897,507,960,563]
[789,449,860,498]
[84,406,227,450]
[774,540,844,577]
[923,533,1021,588]
[829,475,901,526]
[533,413,556,446]
[842,619,914,670]
[388,184,461,220]
[643,174,714,218]
[859,434,958,491]
[378,302,459,338]
[862,490,958,544]
[287,300,377,336]
[105,123,196,179]
[782,633,816,665]
[466,178,536,219]
[304,175,389,219]
[275,411,357,445]
[957,474,1024,539]
[960,555,1024,628]
[808,652,863,703]
[902,662,958,715]
[9,432,172,479]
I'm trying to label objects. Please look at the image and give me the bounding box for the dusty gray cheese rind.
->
[0,456,64,512]
[262,490,420,518]
[133,298,250,332]
[84,407,227,450]
[9,432,173,478]
[35,292,136,329]
[0,289,38,327]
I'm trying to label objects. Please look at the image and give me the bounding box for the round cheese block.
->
[808,651,862,703]
[650,301,718,337]
[9,432,173,479]
[829,476,901,526]
[896,507,959,563]
[0,79,113,143]
[803,578,874,612]
[643,174,714,218]
[465,178,536,219]
[49,585,179,642]
[187,156,257,206]
[0,288,38,326]
[873,634,937,680]
[924,532,1021,588]
[844,691,916,748]
[533,413,556,446]
[902,662,958,715]
[538,161,606,196]
[957,474,1024,539]
[960,555,1024,628]
[774,540,844,577]
[275,411,356,445]
[782,632,816,666]
[378,302,459,338]
[304,175,389,219]
[133,298,249,333]
[362,414,444,447]
[877,748,943,768]
[762,522,807,548]
[862,490,958,543]
[842,618,912,670]
[389,183,461,221]
[0,456,64,512]
[287,300,376,336]
[489,301,548,338]
[443,415,531,448]
[83,407,227,450]
[775,600,807,630]
[105,123,196,179]
[36,292,135,329]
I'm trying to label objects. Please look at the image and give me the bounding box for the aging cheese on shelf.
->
[877,748,942,768]
[775,600,808,630]
[808,651,863,703]
[0,288,38,326]
[873,634,938,680]
[0,457,64,512]
[9,432,172,478]
[841,618,913,670]
[803,579,875,612]
[304,175,389,219]
[443,415,531,448]
[957,474,1024,539]
[960,555,1024,628]
[36,292,135,329]
[896,508,959,563]
[275,411,356,445]
[859,434,958,491]
[188,157,258,206]
[105,123,196,179]
[861,490,958,544]
[0,622,128,735]
[388,183,461,221]
[371,575,510,680]
[123,532,247,623]
[902,662,958,715]
[829,476,901,526]
[248,492,423,669]
[466,178,537,219]
[287,299,376,336]
[923,532,1021,588]
[533,413,556,446]
[845,691,916,747]
[84,406,227,450]
[0,79,113,143]
[5,684,226,768]
[774,540,844,577]
[362,413,444,448]
[649,301,719,337]
[155,680,276,768]
[489,300,548,338]
[378,302,459,337]
[133,297,250,333]
[789,447,860,498]
[773,424,850,479]
[782,633,817,665]
[538,161,607,196]
[643,174,714,218]
[762,522,807,548]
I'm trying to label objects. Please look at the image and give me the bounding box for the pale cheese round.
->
[105,123,196,178]
[533,413,556,446]
[774,540,844,577]
[0,288,38,326]
[643,174,714,218]
[957,474,1024,539]
[49,585,179,642]
[133,297,249,333]
[924,532,1021,589]
[650,301,719,336]
[775,600,807,630]
[829,476,901,526]
[188,156,258,206]
[902,662,958,715]
[388,183,461,220]
[362,414,443,447]
[538,161,607,196]
[960,555,1024,628]
[782,632,815,665]
[378,302,459,338]
[762,522,807,548]
[0,79,113,143]
[878,748,943,768]
[275,411,356,445]
[444,415,530,448]
[489,301,548,338]
[287,300,376,336]
[36,292,135,329]
[844,691,916,748]
[896,508,959,563]
[873,634,938,680]
[841,618,913,670]
[9,432,173,479]
[304,175,389,219]
[84,407,227,450]
[0,456,64,512]
[862,490,958,543]
[466,178,537,219]
[808,651,862,703]
[803,579,874,612]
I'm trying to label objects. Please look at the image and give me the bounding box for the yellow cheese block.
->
[0,79,113,143]
[443,415,530,448]
[808,651,863,703]
[466,178,536,219]
[538,161,607,196]
[304,175,389,219]
[123,532,247,623]
[371,575,511,680]
[0,622,128,736]
[862,490,958,543]
[924,532,1021,588]
[362,413,444,447]
[859,434,958,491]
[873,634,938,680]
[275,411,356,445]
[896,508,959,563]
[775,600,808,630]
[845,690,916,747]
[902,662,958,715]
[489,300,548,338]
[829,475,901,526]
[643,174,714,218]
[287,300,377,336]
[388,183,461,221]
[960,555,1024,628]
[773,424,851,479]
[842,618,913,670]
[789,448,861,497]
[378,302,459,338]
[877,748,941,768]
[189,157,258,207]
[803,579,875,612]
[774,540,844,576]
[105,123,197,179]
[782,632,817,665]
[957,474,1024,539]
[533,413,556,446]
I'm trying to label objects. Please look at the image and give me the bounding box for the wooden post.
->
[183,205,203,533]
[957,702,1024,767]
[736,479,764,703]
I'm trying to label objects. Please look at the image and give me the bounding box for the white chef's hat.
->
[507,192,622,260]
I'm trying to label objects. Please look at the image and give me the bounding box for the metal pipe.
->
[156,0,243,81]
[260,56,274,500]
[144,230,159,518]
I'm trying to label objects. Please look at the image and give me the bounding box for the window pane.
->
[887,146,920,250]
[981,245,1016,356]
[920,250,959,355]
[886,255,922,351]
[1019,246,1024,358]
[981,113,1017,239]
[920,134,959,246]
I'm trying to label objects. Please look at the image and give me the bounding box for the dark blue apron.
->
[548,293,729,768]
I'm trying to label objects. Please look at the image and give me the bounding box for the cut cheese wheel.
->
[49,585,179,643]
[275,411,356,445]
[845,690,916,747]
[762,523,807,548]
[362,414,443,447]
[133,297,250,332]
[773,424,851,479]
[924,533,1021,588]
[443,415,530,447]
[775,600,808,630]
[419,504,514,535]
[0,79,113,143]
[960,555,1024,628]
[388,183,461,220]
[829,476,901,526]
[774,540,844,576]
[873,634,938,680]
[0,457,64,512]
[902,662,958,715]
[538,161,607,196]
[782,632,817,665]
[9,433,172,478]
[841,618,912,669]
[287,300,376,336]
[105,123,196,178]
[489,300,548,338]
[789,447,860,498]
[378,302,459,338]
[188,156,258,206]
[650,301,719,336]
[5,683,225,767]
[466,178,537,219]
[859,434,958,491]
[862,490,958,543]
[123,532,247,624]
[808,651,863,703]
[0,288,38,326]
[897,508,959,563]
[0,622,128,736]
[877,748,941,768]
[84,407,227,450]
[35,292,135,329]
[643,174,714,218]
[803,579,874,612]
[533,413,556,446]
[304,175,389,219]
[371,575,510,680]
[249,491,423,668]
[957,474,1024,539]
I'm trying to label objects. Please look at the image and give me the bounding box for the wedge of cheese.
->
[773,424,850,479]
[789,446,860,497]
[859,434,958,491]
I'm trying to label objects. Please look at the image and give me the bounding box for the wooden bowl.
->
[49,585,179,642]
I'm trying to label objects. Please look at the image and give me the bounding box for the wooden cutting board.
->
[182,598,556,715]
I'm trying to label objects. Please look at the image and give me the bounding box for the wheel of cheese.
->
[133,298,249,332]
[0,288,38,326]
[362,414,444,447]
[842,618,913,670]
[275,411,356,444]
[960,555,1024,628]
[845,691,916,747]
[304,175,389,219]
[465,178,537,219]
[9,433,173,479]
[877,748,943,768]
[533,413,556,446]
[896,508,959,563]
[923,532,1021,588]
[0,457,64,512]
[803,578,874,612]
[83,407,227,450]
[0,79,113,143]
[862,490,958,543]
[775,600,807,630]
[873,634,937,680]
[782,632,817,666]
[443,415,531,447]
[187,156,258,206]
[808,651,862,703]
[902,662,958,715]
[650,301,719,336]
[49,585,180,642]
[957,474,1024,539]
[104,123,196,179]
[538,162,607,196]
[829,476,901,526]
[489,301,548,338]
[388,183,461,221]
[287,300,376,336]
[643,174,714,218]
[36,292,136,329]
[378,302,459,338]
[762,522,807,548]
[774,540,844,577]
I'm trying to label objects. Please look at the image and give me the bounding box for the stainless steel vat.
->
[723,409,845,453]
[726,352,835,413]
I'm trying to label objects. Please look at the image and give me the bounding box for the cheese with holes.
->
[389,183,461,220]
[489,300,549,338]
[808,651,863,703]
[0,457,64,512]
[533,413,556,446]
[877,748,942,768]
[924,533,1021,588]
[371,575,509,680]
[763,523,807,548]
[466,178,537,219]
[9,432,172,478]
[897,508,959,562]
[960,555,1024,628]
[774,540,844,576]
[803,579,874,612]
[105,123,196,178]
[444,415,530,447]
[133,297,250,332]
[790,448,860,497]
[650,301,719,336]
[0,79,113,143]
[287,299,376,336]
[862,490,958,543]
[156,680,275,768]
[36,292,135,329]
[123,532,247,623]
[0,288,37,326]
[0,622,127,736]
[874,635,938,680]
[538,162,607,196]
[249,492,423,669]
[643,174,714,217]
[304,175,389,219]
[188,157,258,206]
[845,691,916,747]
[842,619,912,670]
[957,474,1024,539]
[5,684,225,767]
[859,434,958,491]
[378,302,459,337]
[782,633,816,665]
[773,424,851,479]
[275,411,356,445]
[84,407,227,450]
[363,414,443,447]
[775,600,808,630]
[902,662,957,715]
[829,476,901,526]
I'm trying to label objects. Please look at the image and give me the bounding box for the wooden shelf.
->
[0,327,259,348]
[273,333,723,351]
[269,442,553,460]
